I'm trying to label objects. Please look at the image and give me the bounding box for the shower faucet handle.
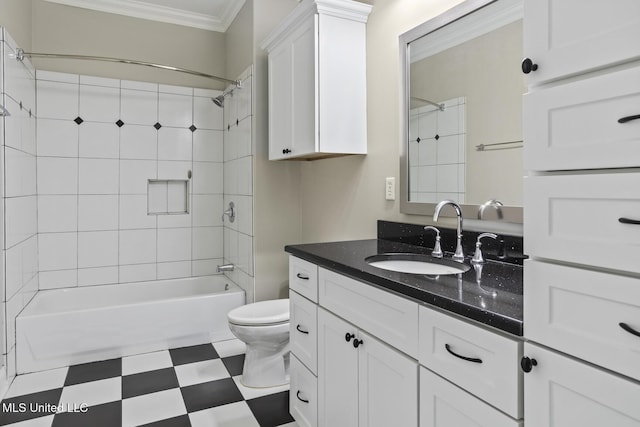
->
[423,226,443,258]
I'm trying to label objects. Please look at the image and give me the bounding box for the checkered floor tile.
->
[0,340,297,427]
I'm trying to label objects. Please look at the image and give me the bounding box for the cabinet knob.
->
[345,332,355,342]
[353,338,363,349]
[521,58,538,74]
[520,356,538,373]
[282,148,292,154]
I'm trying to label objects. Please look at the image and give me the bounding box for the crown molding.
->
[42,0,246,32]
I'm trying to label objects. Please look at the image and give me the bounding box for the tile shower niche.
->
[148,179,190,215]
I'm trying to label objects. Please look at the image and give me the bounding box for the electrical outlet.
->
[385,177,395,201]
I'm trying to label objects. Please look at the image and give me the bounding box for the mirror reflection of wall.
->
[407,3,525,208]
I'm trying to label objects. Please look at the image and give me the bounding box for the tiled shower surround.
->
[1,26,255,382]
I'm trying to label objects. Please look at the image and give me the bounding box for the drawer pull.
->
[296,273,310,280]
[296,390,309,404]
[296,324,309,335]
[445,343,482,364]
[520,356,538,373]
[618,114,640,124]
[345,332,355,342]
[619,322,640,338]
[353,338,363,348]
[619,217,640,225]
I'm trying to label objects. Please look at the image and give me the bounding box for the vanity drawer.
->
[420,367,522,427]
[524,172,640,274]
[290,354,318,427]
[318,268,419,358]
[525,260,640,381]
[290,290,318,374]
[419,306,522,419]
[289,256,318,303]
[524,65,640,171]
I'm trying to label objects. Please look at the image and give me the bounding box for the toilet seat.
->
[228,299,289,326]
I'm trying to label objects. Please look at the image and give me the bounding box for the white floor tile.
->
[232,376,290,400]
[122,350,173,376]
[122,388,187,427]
[189,401,260,427]
[7,415,54,427]
[59,377,121,411]
[174,359,229,387]
[213,339,246,358]
[6,367,68,398]
[276,422,300,427]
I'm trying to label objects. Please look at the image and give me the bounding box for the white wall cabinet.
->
[262,0,371,160]
[522,0,640,85]
[523,0,640,422]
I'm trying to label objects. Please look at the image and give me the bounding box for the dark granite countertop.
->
[285,238,523,336]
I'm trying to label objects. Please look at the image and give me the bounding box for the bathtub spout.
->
[217,264,235,273]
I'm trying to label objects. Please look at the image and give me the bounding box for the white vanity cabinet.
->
[522,0,640,85]
[523,0,640,423]
[262,0,371,160]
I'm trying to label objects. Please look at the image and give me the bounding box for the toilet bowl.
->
[227,299,290,388]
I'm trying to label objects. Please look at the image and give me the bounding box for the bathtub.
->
[16,276,245,374]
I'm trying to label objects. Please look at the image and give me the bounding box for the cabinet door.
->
[267,36,293,160]
[290,290,318,374]
[523,0,640,84]
[524,173,640,274]
[523,343,640,426]
[317,308,358,427]
[358,331,418,427]
[420,368,522,427]
[290,354,318,427]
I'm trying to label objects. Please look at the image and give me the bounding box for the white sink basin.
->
[365,253,470,275]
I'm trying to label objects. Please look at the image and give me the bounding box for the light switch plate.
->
[385,177,395,201]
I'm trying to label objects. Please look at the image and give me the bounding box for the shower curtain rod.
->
[15,48,241,87]
[410,96,445,111]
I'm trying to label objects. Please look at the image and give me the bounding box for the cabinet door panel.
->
[290,290,318,374]
[420,368,522,427]
[317,308,358,427]
[524,173,640,274]
[524,66,640,171]
[289,256,318,303]
[524,343,640,426]
[268,40,293,160]
[525,260,640,381]
[290,354,318,427]
[524,0,640,84]
[358,331,418,427]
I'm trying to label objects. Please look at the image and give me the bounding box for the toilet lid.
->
[228,299,289,326]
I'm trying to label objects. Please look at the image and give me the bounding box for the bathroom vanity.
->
[286,221,525,427]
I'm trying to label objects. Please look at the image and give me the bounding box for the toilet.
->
[227,299,290,388]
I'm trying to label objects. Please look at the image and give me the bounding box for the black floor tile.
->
[247,391,294,427]
[0,389,63,426]
[122,367,179,399]
[180,378,243,413]
[141,414,192,427]
[169,344,219,366]
[52,400,121,427]
[64,358,122,386]
[221,354,245,377]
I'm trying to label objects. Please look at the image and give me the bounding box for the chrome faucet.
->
[216,264,235,273]
[433,200,465,262]
[423,226,443,258]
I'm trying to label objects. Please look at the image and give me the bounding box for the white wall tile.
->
[79,122,119,158]
[191,259,220,277]
[157,228,191,262]
[193,162,222,194]
[78,266,118,287]
[236,156,252,196]
[5,196,37,248]
[156,210,191,228]
[36,70,79,84]
[79,159,119,194]
[119,195,156,229]
[193,96,222,130]
[78,195,118,231]
[236,118,252,159]
[192,227,222,260]
[157,261,191,280]
[119,229,156,265]
[120,125,157,160]
[419,140,437,167]
[37,157,78,195]
[193,129,223,162]
[148,181,168,214]
[38,232,77,271]
[418,165,437,193]
[38,195,77,233]
[238,233,253,276]
[236,76,251,121]
[121,80,157,91]
[158,128,192,161]
[235,196,253,237]
[436,164,459,193]
[120,160,157,194]
[158,161,191,181]
[159,84,192,96]
[78,231,118,268]
[39,269,77,290]
[5,245,22,299]
[438,104,461,136]
[37,119,78,157]
[418,111,437,140]
[158,93,192,128]
[436,135,459,165]
[121,89,157,125]
[223,159,237,195]
[192,195,223,227]
[37,80,78,120]
[4,147,36,197]
[79,84,119,123]
[119,263,156,283]
[80,75,119,88]
[167,181,187,213]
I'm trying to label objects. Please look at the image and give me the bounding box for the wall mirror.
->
[399,0,524,222]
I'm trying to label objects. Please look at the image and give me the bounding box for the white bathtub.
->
[16,276,245,374]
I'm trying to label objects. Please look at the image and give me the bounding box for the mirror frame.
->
[399,0,523,223]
